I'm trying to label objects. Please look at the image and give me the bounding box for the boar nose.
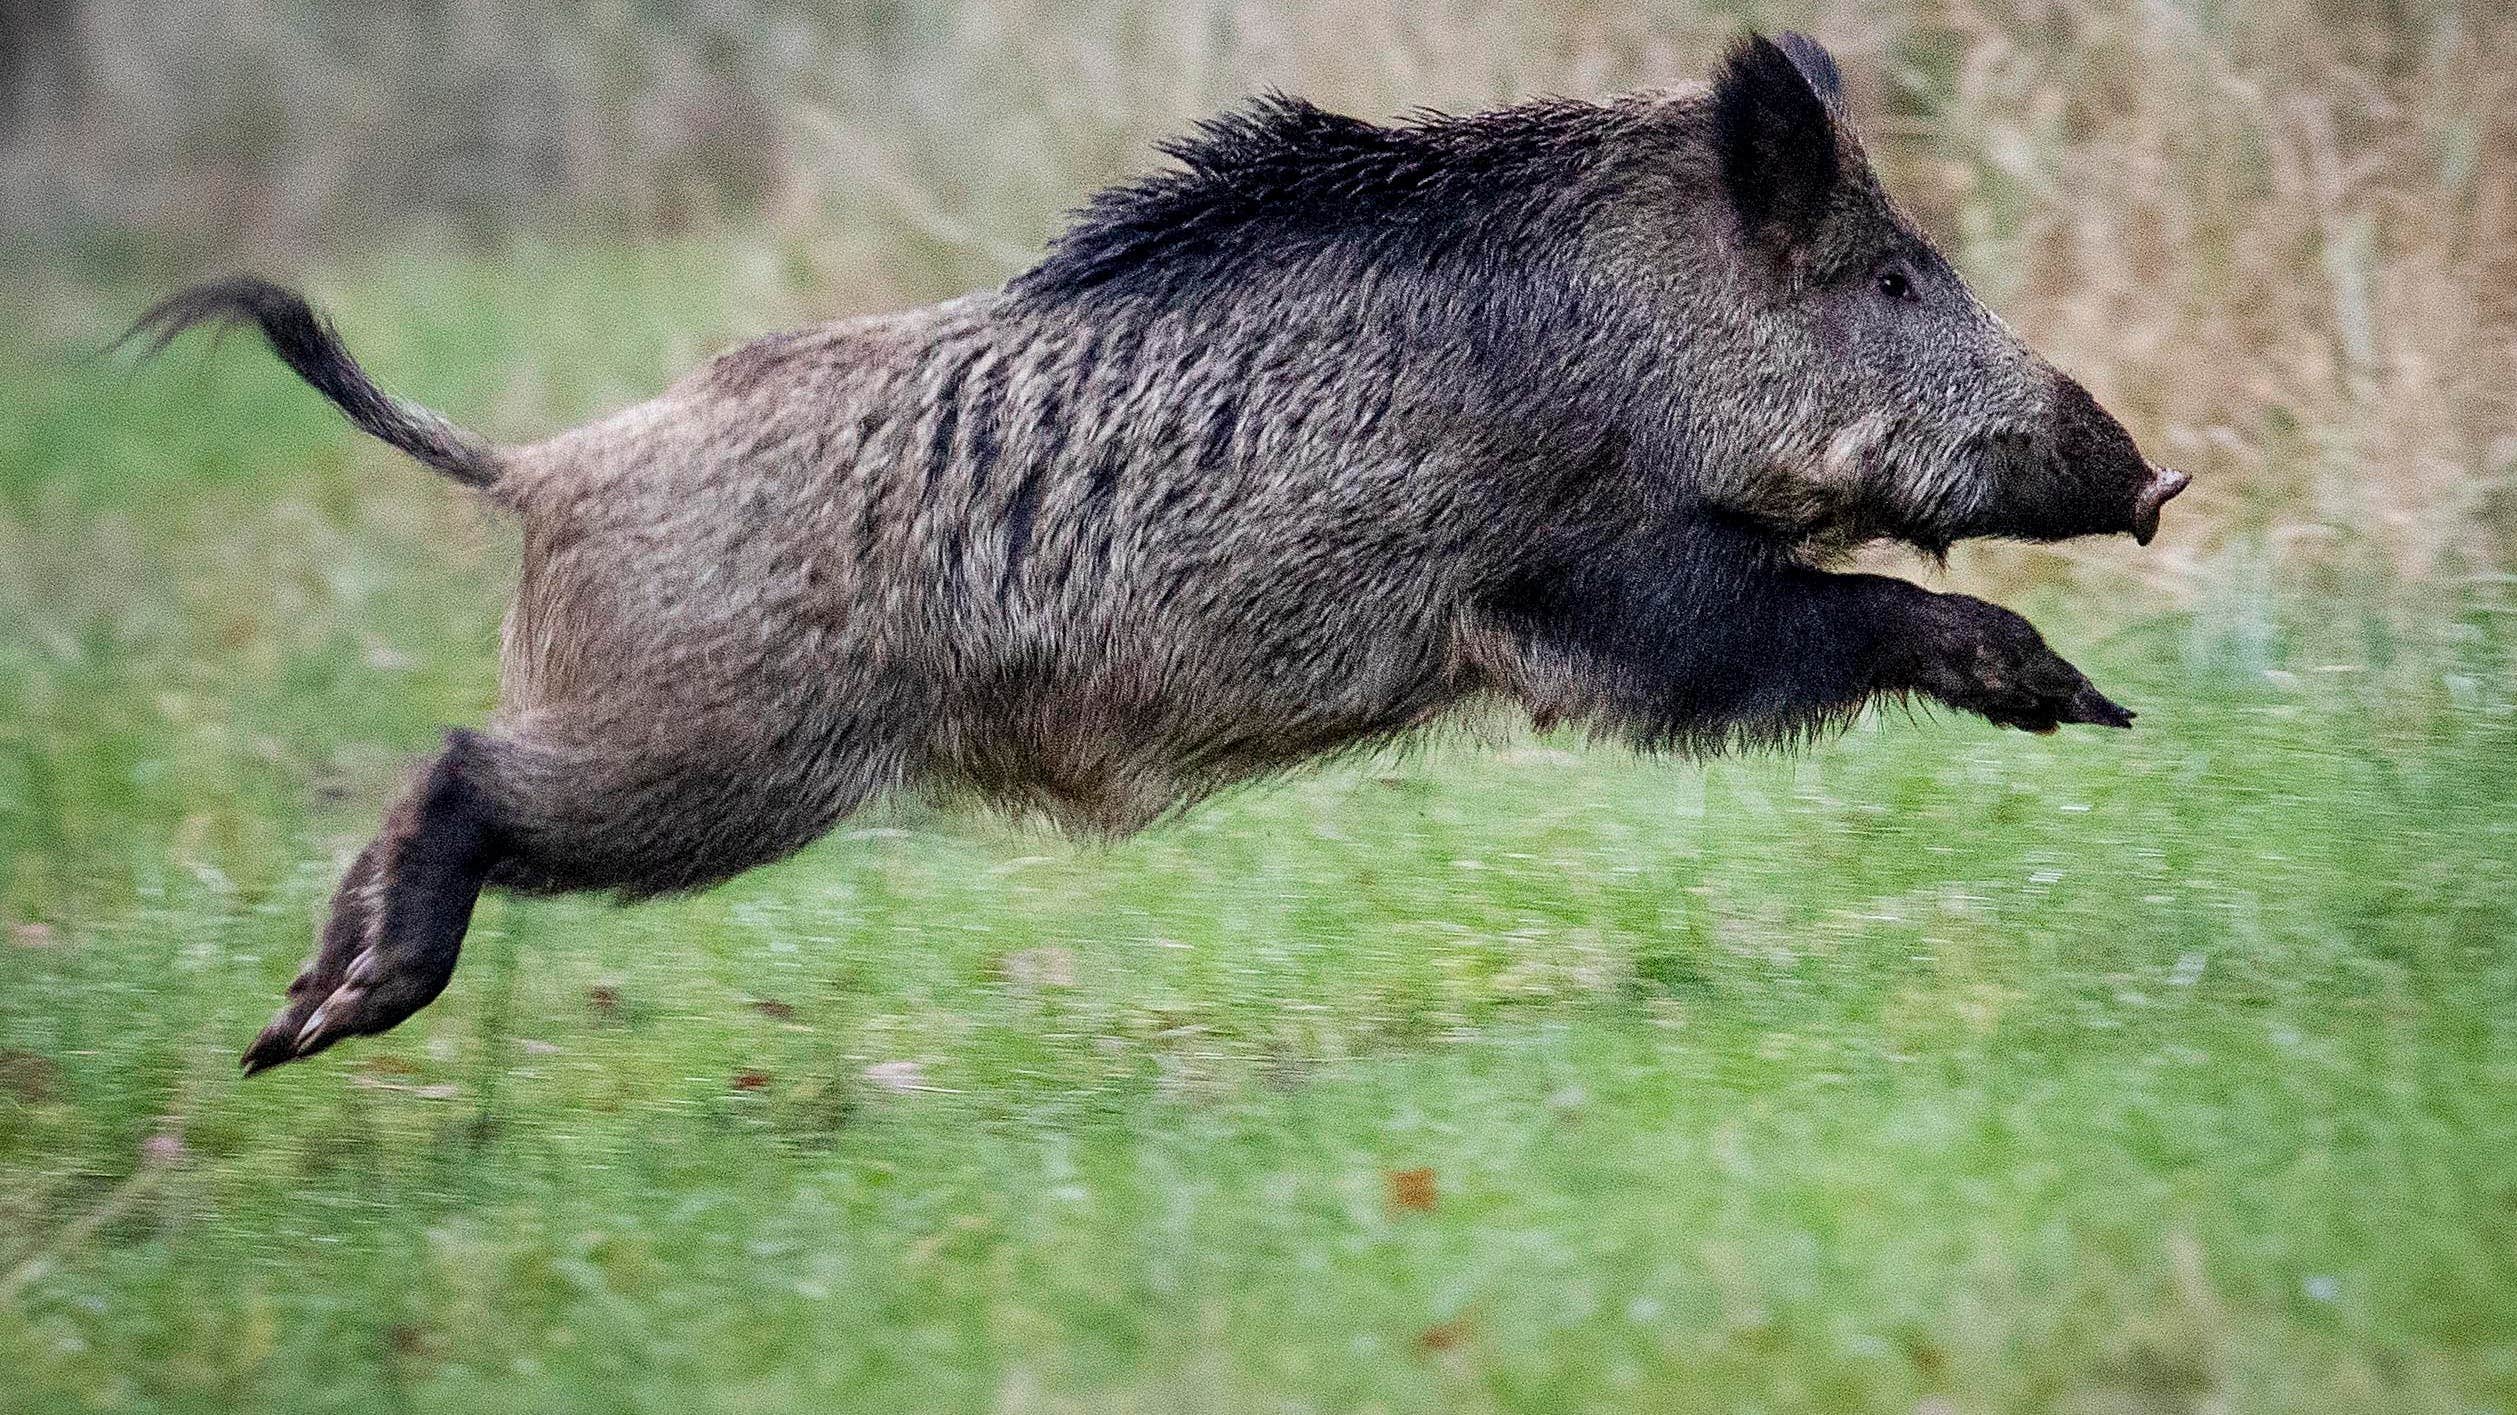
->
[2131,464,2191,546]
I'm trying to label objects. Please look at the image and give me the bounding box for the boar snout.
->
[2131,463,2191,546]
[2007,375,2182,547]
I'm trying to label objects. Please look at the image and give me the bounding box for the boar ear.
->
[1772,33,1847,117]
[1712,32,1845,256]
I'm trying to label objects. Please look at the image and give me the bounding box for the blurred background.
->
[5,4,2515,1411]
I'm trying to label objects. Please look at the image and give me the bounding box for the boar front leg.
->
[1719,570,2131,734]
[1873,588,2134,734]
[1704,571,2134,737]
[1494,521,2131,740]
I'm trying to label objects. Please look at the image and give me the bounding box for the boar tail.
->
[116,277,504,491]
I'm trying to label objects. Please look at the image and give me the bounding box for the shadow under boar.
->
[125,32,2189,1074]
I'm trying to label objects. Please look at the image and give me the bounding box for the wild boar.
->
[125,32,2188,1073]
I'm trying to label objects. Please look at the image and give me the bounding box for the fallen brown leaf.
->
[1386,1167,1437,1215]
[1415,1317,1473,1354]
[387,1322,444,1360]
[0,1049,62,1104]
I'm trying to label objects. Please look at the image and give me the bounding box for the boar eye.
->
[1874,266,1918,303]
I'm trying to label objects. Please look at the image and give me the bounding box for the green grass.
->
[3,250,2515,1414]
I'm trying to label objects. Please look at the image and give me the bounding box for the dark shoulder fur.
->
[1009,94,1625,306]
[1489,512,1887,755]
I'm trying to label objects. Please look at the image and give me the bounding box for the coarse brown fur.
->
[124,33,2187,1074]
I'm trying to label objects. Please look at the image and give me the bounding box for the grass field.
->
[4,253,2516,1414]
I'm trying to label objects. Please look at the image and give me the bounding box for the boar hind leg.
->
[242,731,501,1075]
[243,718,891,1074]
[475,719,891,899]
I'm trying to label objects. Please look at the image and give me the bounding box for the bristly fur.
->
[162,31,2166,1075]
[1010,93,1623,306]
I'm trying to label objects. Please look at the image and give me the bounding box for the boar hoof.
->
[241,736,495,1076]
[1914,596,2136,736]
